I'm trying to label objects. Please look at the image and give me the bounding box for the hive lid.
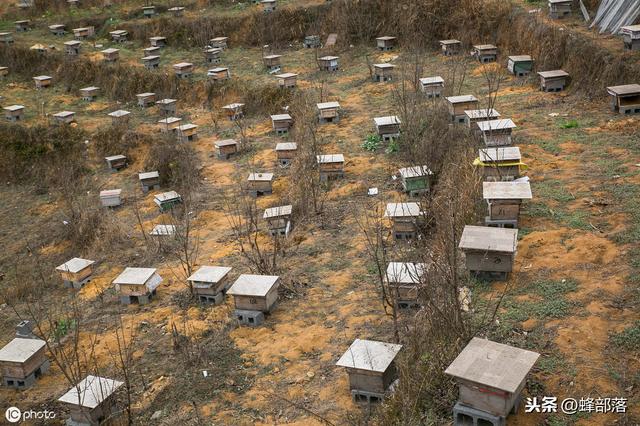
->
[112,267,158,285]
[478,147,521,162]
[446,94,478,103]
[374,116,401,126]
[187,266,232,283]
[537,70,569,79]
[316,153,344,163]
[483,181,532,200]
[458,225,518,253]
[263,205,293,219]
[477,119,516,132]
[384,202,422,218]
[606,84,640,96]
[248,172,274,181]
[336,339,402,372]
[385,262,428,284]
[227,274,280,297]
[445,337,539,393]
[0,338,46,363]
[419,76,444,85]
[58,375,123,409]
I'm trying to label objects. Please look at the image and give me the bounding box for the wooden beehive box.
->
[472,44,498,63]
[446,95,479,123]
[64,40,81,55]
[49,24,66,36]
[263,205,292,234]
[156,98,177,115]
[139,171,160,191]
[376,36,396,51]
[537,69,569,92]
[385,262,428,305]
[173,62,194,78]
[0,67,8,77]
[149,36,166,47]
[53,111,76,125]
[548,0,572,19]
[187,266,233,301]
[263,54,282,69]
[14,20,30,32]
[222,103,244,120]
[0,338,48,388]
[317,154,345,180]
[261,0,276,12]
[317,101,340,123]
[271,114,293,134]
[142,55,160,69]
[439,39,461,55]
[169,6,185,16]
[507,55,533,77]
[621,25,640,51]
[72,26,94,39]
[142,5,156,17]
[4,105,25,122]
[56,257,95,286]
[384,202,423,239]
[205,48,223,63]
[137,92,156,108]
[80,86,99,101]
[275,72,297,88]
[483,181,532,226]
[157,116,182,132]
[227,274,280,312]
[303,35,320,48]
[275,142,297,165]
[33,75,52,89]
[0,32,14,44]
[214,139,238,159]
[101,48,119,62]
[108,110,130,124]
[398,165,432,196]
[58,376,123,425]
[154,191,182,211]
[445,338,539,417]
[373,63,395,82]
[177,123,198,142]
[105,154,127,171]
[318,56,339,72]
[374,116,401,141]
[100,189,122,207]
[143,46,161,56]
[464,109,501,130]
[476,147,524,181]
[419,76,444,97]
[109,30,128,42]
[210,36,228,49]
[607,84,640,115]
[477,119,516,147]
[247,173,274,195]
[458,225,518,274]
[336,339,402,399]
[208,67,230,80]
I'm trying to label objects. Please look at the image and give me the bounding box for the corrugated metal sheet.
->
[590,0,640,34]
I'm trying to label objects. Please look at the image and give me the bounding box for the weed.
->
[559,119,579,129]
[362,134,381,152]
[610,321,640,351]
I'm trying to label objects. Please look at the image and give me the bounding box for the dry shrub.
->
[0,122,87,188]
[92,124,154,160]
[144,135,201,193]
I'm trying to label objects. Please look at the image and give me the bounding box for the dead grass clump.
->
[92,124,153,160]
[145,136,201,193]
[0,122,87,188]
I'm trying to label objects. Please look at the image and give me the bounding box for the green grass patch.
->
[559,119,579,129]
[610,321,640,351]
